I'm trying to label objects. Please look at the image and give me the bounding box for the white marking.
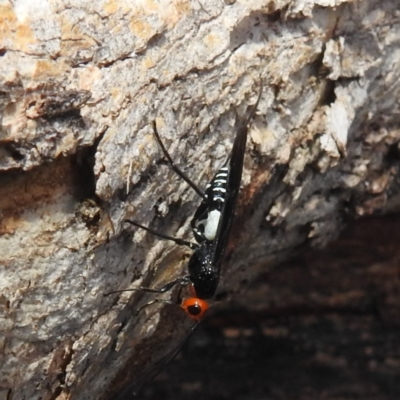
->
[213,196,225,202]
[195,218,207,229]
[215,173,228,179]
[213,187,226,193]
[214,179,226,185]
[204,210,221,240]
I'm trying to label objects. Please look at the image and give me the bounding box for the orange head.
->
[181,297,209,321]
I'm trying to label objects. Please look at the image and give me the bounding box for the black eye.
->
[187,304,202,316]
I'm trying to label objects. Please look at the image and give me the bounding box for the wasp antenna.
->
[114,321,200,399]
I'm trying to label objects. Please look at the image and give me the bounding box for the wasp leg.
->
[104,276,190,297]
[152,120,207,201]
[134,298,176,315]
[125,219,199,250]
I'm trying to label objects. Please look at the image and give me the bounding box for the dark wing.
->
[210,82,263,269]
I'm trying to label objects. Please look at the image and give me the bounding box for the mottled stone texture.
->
[0,1,399,399]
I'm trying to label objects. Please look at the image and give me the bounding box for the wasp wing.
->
[210,84,263,270]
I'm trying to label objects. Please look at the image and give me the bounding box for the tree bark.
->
[132,214,400,400]
[0,1,399,400]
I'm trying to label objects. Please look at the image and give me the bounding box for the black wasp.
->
[108,82,263,398]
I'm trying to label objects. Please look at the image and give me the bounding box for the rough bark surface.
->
[133,215,400,400]
[0,1,399,400]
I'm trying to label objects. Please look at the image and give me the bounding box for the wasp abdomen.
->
[192,166,229,242]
